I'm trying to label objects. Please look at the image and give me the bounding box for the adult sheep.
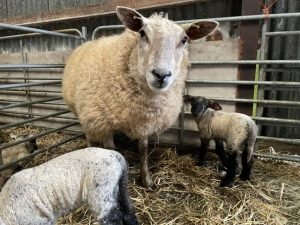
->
[62,6,218,187]
[184,95,257,187]
[0,147,138,225]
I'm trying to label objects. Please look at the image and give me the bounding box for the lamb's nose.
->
[152,69,171,82]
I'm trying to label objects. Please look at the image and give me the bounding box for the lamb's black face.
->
[191,98,208,117]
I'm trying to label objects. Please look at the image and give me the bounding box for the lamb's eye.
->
[181,36,188,45]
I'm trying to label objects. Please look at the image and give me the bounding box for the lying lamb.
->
[62,6,218,187]
[0,147,138,225]
[184,95,257,187]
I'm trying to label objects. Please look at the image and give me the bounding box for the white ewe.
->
[62,6,218,187]
[0,147,138,225]
[184,95,257,187]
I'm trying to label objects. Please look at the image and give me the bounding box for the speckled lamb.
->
[184,95,257,187]
[62,6,218,187]
[0,147,138,225]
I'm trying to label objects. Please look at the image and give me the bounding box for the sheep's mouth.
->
[150,80,169,90]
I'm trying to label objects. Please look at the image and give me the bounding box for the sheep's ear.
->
[184,21,219,40]
[183,95,193,103]
[116,6,145,32]
[208,100,222,111]
[191,102,206,117]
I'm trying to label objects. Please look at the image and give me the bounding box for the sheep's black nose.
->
[152,69,171,82]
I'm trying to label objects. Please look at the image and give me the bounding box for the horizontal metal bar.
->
[92,25,124,39]
[0,28,83,41]
[264,68,300,72]
[0,121,80,151]
[0,81,61,90]
[210,97,300,107]
[0,109,70,130]
[0,133,85,171]
[256,136,300,145]
[252,117,300,125]
[92,13,300,35]
[183,112,300,126]
[254,153,300,163]
[0,77,61,81]
[0,89,61,93]
[0,64,65,69]
[0,23,85,40]
[0,97,62,111]
[190,60,300,65]
[185,80,300,87]
[175,127,300,145]
[265,30,300,36]
[178,12,300,23]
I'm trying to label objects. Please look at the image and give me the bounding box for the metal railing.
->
[0,24,86,169]
[0,11,299,170]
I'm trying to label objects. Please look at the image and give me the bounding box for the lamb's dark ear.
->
[208,100,222,111]
[184,21,219,41]
[191,102,206,117]
[183,95,193,103]
[116,6,145,32]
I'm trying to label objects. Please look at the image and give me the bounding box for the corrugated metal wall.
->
[0,0,113,18]
[263,0,300,139]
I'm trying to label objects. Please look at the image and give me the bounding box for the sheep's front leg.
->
[220,151,238,187]
[139,138,153,187]
[197,139,209,166]
[215,139,228,168]
[103,133,115,150]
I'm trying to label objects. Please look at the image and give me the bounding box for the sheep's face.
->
[116,6,219,92]
[137,18,187,92]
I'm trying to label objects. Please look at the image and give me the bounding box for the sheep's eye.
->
[181,36,188,45]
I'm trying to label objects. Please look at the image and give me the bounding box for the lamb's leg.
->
[99,207,123,225]
[220,151,238,187]
[103,133,115,150]
[139,138,153,187]
[240,143,254,181]
[215,139,228,168]
[118,169,139,225]
[197,139,209,166]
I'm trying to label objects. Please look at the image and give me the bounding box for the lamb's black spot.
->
[100,206,122,225]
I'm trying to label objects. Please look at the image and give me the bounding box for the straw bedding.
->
[0,126,299,225]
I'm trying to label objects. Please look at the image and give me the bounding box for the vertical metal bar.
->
[81,26,87,41]
[179,105,185,145]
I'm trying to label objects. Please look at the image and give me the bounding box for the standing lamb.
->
[183,95,257,187]
[0,147,138,225]
[62,6,218,187]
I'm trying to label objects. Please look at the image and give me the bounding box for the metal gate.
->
[1,12,300,172]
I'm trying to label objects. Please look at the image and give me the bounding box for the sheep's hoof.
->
[141,176,153,188]
[197,160,207,167]
[239,172,251,181]
[220,179,234,188]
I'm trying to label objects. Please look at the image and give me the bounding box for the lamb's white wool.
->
[184,95,257,187]
[0,148,138,225]
[62,6,218,187]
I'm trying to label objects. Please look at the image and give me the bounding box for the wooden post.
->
[236,0,261,115]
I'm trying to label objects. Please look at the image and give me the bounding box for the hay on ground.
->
[0,126,299,225]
